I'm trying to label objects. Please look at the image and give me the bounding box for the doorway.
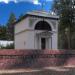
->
[41,38,46,49]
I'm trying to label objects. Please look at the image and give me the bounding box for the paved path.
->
[0,66,75,75]
[0,66,73,75]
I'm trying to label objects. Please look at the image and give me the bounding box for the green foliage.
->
[6,12,16,41]
[53,0,75,49]
[0,26,7,40]
[7,13,16,25]
[19,14,24,19]
[0,13,16,41]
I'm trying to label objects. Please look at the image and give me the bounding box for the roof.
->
[27,11,59,19]
[14,11,59,25]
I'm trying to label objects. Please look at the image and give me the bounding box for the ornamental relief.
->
[29,17,57,30]
[50,20,56,29]
[29,17,38,27]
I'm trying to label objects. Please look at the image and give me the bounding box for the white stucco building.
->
[14,11,59,50]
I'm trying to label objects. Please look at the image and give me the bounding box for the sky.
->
[0,0,53,25]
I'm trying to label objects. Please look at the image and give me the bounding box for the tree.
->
[53,0,75,49]
[0,25,7,40]
[6,13,16,40]
[19,14,24,20]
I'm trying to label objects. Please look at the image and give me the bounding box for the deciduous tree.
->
[53,0,75,49]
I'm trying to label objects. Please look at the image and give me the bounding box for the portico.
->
[34,20,52,49]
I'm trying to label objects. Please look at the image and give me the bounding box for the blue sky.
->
[0,0,53,25]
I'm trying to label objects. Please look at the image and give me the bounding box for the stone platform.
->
[0,49,74,69]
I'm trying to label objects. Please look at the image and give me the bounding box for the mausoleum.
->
[14,11,59,49]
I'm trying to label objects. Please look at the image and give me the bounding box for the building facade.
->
[14,11,59,50]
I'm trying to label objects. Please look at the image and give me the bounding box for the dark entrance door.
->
[41,38,46,49]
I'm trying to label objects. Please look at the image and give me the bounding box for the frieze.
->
[36,31,53,37]
[29,17,38,27]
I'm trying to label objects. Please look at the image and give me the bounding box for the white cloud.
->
[32,0,41,5]
[0,0,53,4]
[0,0,9,3]
[0,0,17,3]
[0,0,41,5]
[46,0,53,1]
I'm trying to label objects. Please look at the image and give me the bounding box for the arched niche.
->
[34,21,52,31]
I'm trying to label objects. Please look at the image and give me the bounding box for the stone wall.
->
[0,50,74,69]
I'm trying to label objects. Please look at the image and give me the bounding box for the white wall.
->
[52,33,58,49]
[15,17,29,34]
[25,31,35,49]
[15,31,27,49]
[0,40,13,47]
[15,30,35,49]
